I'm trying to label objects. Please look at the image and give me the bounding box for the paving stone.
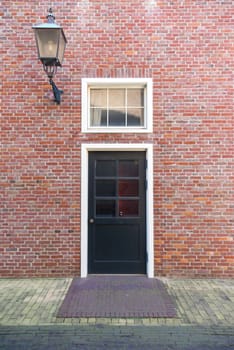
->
[0,278,233,349]
[0,325,233,350]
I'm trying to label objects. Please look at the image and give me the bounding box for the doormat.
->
[57,276,177,318]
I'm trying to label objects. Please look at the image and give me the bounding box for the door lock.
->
[89,218,94,224]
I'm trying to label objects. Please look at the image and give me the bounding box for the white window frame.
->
[82,78,153,133]
[80,143,154,278]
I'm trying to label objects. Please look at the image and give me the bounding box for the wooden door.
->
[88,151,146,274]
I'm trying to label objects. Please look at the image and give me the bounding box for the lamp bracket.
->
[49,78,63,105]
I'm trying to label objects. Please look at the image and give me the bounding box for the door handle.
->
[89,218,94,224]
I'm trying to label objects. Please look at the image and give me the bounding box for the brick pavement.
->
[0,278,233,326]
[0,278,233,349]
[0,325,233,349]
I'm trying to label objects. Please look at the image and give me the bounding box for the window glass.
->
[119,160,139,177]
[96,200,115,216]
[109,109,125,126]
[127,89,144,107]
[89,86,145,128]
[127,108,144,126]
[96,180,116,197]
[90,109,107,126]
[96,160,116,177]
[109,89,125,107]
[90,89,107,107]
[119,200,139,217]
[119,180,139,196]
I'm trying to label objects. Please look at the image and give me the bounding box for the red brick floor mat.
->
[57,276,177,318]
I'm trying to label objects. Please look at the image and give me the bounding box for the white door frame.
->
[81,143,154,278]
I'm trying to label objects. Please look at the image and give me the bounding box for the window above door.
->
[82,78,153,133]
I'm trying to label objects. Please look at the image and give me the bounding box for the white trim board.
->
[81,143,154,278]
[82,78,153,133]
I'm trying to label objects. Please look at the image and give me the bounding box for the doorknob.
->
[89,218,94,224]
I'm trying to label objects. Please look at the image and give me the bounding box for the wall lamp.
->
[32,8,67,104]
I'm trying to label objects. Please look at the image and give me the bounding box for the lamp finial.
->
[47,8,55,23]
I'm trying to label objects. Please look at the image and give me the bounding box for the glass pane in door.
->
[96,180,116,196]
[119,160,139,177]
[119,180,139,196]
[119,200,139,217]
[96,160,116,177]
[96,200,116,216]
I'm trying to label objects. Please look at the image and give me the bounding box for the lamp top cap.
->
[32,8,64,32]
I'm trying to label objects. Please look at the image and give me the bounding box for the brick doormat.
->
[57,276,177,318]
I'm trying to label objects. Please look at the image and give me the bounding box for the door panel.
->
[88,151,146,274]
[94,224,141,261]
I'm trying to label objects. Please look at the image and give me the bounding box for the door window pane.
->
[96,180,116,197]
[119,180,139,196]
[119,160,139,177]
[96,160,116,177]
[96,200,115,216]
[119,200,139,217]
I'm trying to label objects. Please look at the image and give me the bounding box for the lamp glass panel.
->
[36,28,60,58]
[57,31,66,65]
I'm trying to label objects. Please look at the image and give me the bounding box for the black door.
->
[88,151,146,274]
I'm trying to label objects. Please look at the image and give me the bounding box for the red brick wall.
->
[1,1,233,277]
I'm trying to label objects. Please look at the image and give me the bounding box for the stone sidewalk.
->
[0,278,233,349]
[0,278,233,326]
